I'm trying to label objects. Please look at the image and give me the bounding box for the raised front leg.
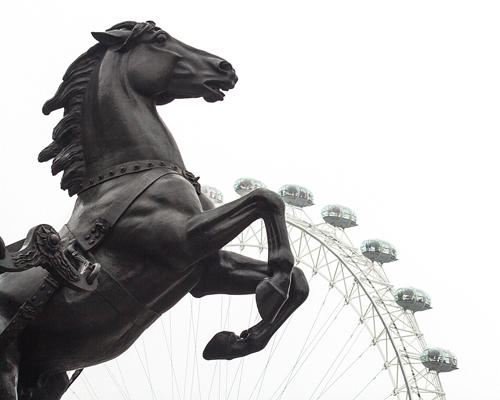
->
[186,189,294,322]
[190,250,309,360]
[191,251,309,360]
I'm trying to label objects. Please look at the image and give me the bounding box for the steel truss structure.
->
[225,205,446,400]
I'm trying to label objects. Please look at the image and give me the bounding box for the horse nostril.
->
[218,61,233,72]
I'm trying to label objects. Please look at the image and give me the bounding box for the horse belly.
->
[18,285,146,383]
[16,263,204,385]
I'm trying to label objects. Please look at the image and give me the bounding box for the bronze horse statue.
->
[0,21,308,399]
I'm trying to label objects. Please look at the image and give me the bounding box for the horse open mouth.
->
[203,82,229,102]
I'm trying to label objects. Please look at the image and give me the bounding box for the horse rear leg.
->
[186,189,294,322]
[190,251,309,360]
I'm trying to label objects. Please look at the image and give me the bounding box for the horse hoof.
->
[203,331,239,360]
[255,278,289,323]
[203,330,265,360]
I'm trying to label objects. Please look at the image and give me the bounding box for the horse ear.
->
[91,30,131,47]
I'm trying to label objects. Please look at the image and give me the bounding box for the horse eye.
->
[155,33,168,44]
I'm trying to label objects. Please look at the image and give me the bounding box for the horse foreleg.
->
[190,251,309,360]
[190,251,269,297]
[203,267,308,360]
[186,189,294,322]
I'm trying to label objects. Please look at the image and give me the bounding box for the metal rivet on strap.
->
[98,174,104,180]
[134,164,140,170]
[159,161,165,166]
[90,179,94,185]
[109,170,115,176]
[120,166,127,173]
[147,162,154,167]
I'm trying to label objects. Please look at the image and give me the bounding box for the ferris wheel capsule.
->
[420,348,458,372]
[201,184,224,205]
[278,184,314,208]
[360,239,398,263]
[321,204,358,229]
[233,177,267,197]
[394,287,431,312]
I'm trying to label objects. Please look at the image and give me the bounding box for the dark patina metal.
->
[78,159,195,193]
[0,225,98,291]
[0,275,60,353]
[0,21,308,400]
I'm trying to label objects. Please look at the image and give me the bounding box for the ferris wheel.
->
[64,178,457,400]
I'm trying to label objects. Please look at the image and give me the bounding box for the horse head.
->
[40,21,238,195]
[92,21,238,104]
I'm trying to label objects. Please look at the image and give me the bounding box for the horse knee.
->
[291,267,309,304]
[251,189,285,214]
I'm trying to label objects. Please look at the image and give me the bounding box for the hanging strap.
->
[0,273,60,353]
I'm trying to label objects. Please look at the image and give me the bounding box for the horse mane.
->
[39,44,105,196]
[39,21,157,196]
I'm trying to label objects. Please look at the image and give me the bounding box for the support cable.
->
[248,332,280,400]
[255,315,296,400]
[104,364,130,399]
[352,366,386,400]
[133,343,158,400]
[226,356,245,400]
[141,335,154,400]
[115,359,132,400]
[274,297,347,400]
[273,284,334,399]
[188,296,203,400]
[235,300,258,400]
[68,388,84,400]
[182,314,191,400]
[160,317,182,400]
[308,323,363,400]
[317,340,372,399]
[81,371,100,400]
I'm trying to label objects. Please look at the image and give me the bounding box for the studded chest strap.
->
[65,167,174,251]
[79,160,181,194]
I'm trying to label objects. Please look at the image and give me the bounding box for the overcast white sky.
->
[1,1,499,399]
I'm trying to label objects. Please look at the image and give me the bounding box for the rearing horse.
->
[0,21,308,400]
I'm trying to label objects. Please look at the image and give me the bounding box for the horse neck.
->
[81,55,186,173]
